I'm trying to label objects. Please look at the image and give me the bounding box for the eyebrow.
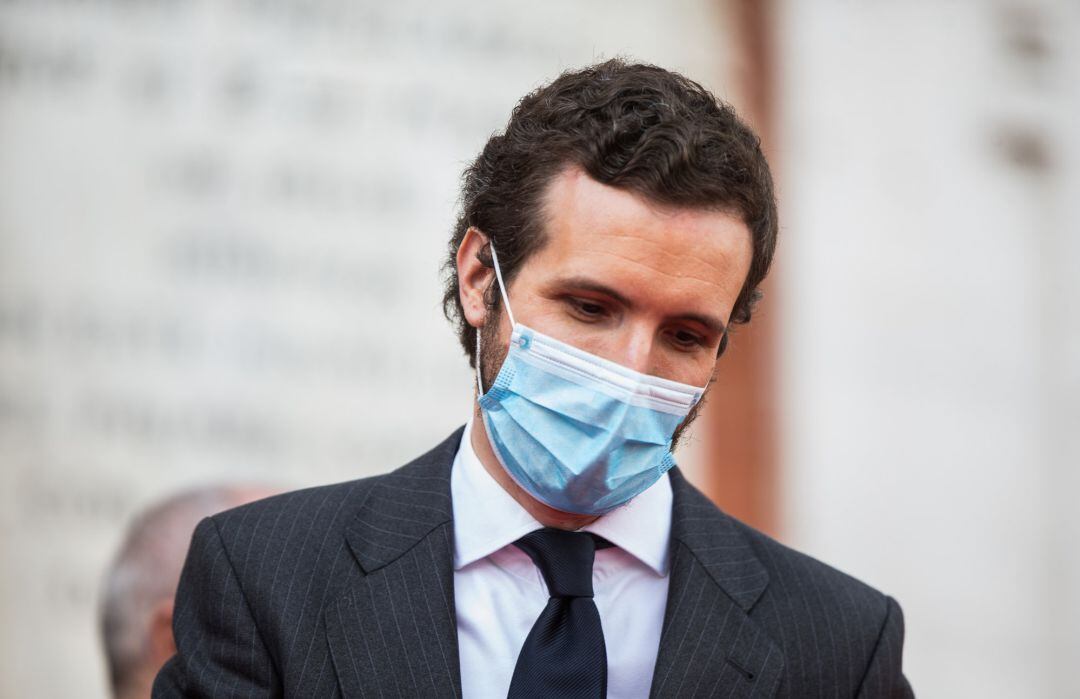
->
[551,275,728,336]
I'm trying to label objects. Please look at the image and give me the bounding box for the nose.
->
[619,323,655,375]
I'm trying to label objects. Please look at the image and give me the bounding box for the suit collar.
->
[649,467,781,697]
[667,467,770,611]
[342,427,461,574]
[342,424,769,600]
[329,427,464,699]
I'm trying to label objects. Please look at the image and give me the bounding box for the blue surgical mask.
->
[475,244,706,516]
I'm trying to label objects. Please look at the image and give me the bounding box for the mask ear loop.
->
[475,328,485,395]
[475,240,516,396]
[487,242,515,327]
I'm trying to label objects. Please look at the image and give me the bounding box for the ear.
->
[147,598,177,667]
[456,227,495,330]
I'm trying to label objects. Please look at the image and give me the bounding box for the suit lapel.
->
[649,469,784,698]
[325,429,464,699]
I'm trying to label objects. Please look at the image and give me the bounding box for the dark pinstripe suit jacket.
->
[154,427,913,698]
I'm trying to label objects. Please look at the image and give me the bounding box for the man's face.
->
[479,167,753,443]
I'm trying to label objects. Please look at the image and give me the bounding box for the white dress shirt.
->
[451,418,672,698]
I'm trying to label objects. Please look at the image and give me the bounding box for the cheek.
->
[655,352,717,388]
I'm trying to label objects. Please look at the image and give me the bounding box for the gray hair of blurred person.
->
[100,485,276,699]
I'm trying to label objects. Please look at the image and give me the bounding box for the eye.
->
[566,297,609,321]
[668,328,706,351]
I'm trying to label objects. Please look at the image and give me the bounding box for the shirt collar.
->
[580,468,672,576]
[450,418,672,576]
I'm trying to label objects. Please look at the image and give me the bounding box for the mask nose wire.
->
[476,241,516,397]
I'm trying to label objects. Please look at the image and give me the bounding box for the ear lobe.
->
[457,227,494,329]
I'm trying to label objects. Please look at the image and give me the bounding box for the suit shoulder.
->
[197,478,372,579]
[208,426,464,558]
[730,519,912,693]
[731,517,894,629]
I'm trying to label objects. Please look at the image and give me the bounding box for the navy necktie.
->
[508,528,608,699]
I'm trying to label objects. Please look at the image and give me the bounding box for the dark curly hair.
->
[442,58,778,367]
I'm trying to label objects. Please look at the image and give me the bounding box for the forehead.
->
[524,168,752,315]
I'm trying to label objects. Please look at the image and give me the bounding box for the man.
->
[154,60,913,697]
[101,485,277,699]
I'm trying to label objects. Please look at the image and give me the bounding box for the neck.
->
[470,405,598,531]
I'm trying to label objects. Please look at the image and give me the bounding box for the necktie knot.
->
[514,528,599,599]
[510,528,609,697]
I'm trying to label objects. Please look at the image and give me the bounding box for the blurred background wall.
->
[0,0,1077,697]
[775,2,1079,697]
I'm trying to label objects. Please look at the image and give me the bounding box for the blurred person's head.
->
[445,58,777,450]
[99,485,276,699]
